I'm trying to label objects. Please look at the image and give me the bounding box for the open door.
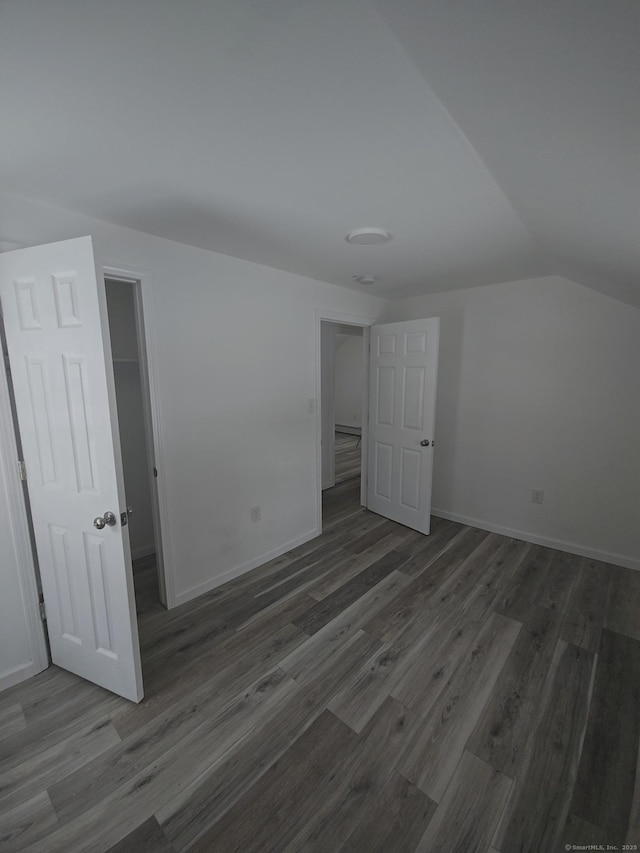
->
[0,237,143,702]
[367,318,439,534]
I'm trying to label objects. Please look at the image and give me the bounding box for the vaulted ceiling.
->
[1,0,638,305]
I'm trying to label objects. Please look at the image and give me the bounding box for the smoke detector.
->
[353,274,377,286]
[345,228,391,245]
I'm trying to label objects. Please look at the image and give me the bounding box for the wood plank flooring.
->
[334,432,361,485]
[1,467,639,851]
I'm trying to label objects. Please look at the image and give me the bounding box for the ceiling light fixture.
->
[345,228,391,245]
[353,274,377,286]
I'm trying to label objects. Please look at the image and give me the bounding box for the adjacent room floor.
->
[1,473,639,851]
[334,431,361,486]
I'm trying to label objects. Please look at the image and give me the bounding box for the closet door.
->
[0,236,143,702]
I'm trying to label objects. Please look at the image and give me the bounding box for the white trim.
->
[360,326,370,509]
[0,661,41,692]
[432,508,640,571]
[0,332,49,682]
[103,264,175,608]
[173,527,320,606]
[320,321,336,490]
[315,309,375,533]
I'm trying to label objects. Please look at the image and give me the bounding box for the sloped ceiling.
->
[375,0,640,306]
[0,0,637,305]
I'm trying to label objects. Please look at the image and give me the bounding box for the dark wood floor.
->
[1,467,639,851]
[334,432,361,485]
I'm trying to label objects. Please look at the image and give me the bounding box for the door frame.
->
[315,308,375,533]
[103,264,174,608]
[320,321,336,491]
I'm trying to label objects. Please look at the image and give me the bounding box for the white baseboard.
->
[0,661,41,693]
[432,508,639,571]
[131,544,156,561]
[173,527,321,607]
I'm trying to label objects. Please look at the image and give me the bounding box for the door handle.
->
[420,439,430,447]
[93,511,117,529]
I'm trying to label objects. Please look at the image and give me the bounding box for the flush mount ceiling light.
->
[353,274,377,286]
[345,227,392,245]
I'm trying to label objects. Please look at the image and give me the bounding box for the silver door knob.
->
[93,511,117,529]
[420,439,430,447]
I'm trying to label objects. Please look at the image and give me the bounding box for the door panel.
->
[400,447,421,509]
[0,237,143,702]
[367,318,439,534]
[375,442,393,499]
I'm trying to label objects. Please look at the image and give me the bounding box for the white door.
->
[367,318,439,534]
[0,237,143,702]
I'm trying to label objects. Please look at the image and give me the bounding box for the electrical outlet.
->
[250,505,261,522]
[531,489,544,504]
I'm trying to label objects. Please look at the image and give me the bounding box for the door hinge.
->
[39,599,47,622]
[18,460,27,481]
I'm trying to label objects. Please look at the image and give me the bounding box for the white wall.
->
[334,331,364,431]
[384,276,640,568]
[0,194,385,633]
[105,282,155,559]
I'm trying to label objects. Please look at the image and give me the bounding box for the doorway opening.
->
[104,277,166,614]
[317,312,373,533]
[332,324,365,488]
